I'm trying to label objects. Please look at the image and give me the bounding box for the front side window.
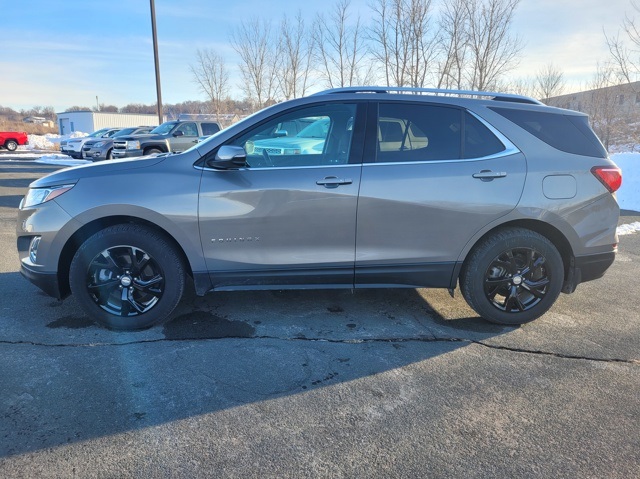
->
[225,103,357,168]
[175,122,198,137]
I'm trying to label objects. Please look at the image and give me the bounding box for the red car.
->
[0,131,29,151]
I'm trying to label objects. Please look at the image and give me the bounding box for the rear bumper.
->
[563,251,615,293]
[575,251,616,282]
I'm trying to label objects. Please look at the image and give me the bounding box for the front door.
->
[171,122,199,152]
[198,103,363,289]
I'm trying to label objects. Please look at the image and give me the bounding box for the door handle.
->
[472,170,507,180]
[316,176,353,188]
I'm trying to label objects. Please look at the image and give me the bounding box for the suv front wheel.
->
[69,224,185,330]
[460,228,564,325]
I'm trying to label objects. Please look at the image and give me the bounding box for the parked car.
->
[17,86,621,331]
[0,131,28,151]
[112,120,221,159]
[60,128,121,159]
[82,126,156,161]
[249,117,330,156]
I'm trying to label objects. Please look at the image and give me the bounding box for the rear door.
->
[355,102,527,288]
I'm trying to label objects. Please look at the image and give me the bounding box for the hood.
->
[114,133,160,142]
[83,138,114,147]
[29,155,167,188]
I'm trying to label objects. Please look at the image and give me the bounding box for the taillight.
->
[591,166,622,193]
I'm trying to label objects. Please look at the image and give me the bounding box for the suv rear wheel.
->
[69,224,185,330]
[460,228,564,325]
[5,140,18,151]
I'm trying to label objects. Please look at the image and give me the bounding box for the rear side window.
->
[376,104,506,162]
[464,113,506,159]
[491,108,607,158]
[377,103,462,162]
[202,123,220,136]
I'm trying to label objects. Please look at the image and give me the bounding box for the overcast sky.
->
[0,0,635,112]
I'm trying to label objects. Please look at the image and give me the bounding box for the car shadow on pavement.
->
[0,272,514,458]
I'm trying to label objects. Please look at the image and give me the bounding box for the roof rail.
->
[313,86,543,105]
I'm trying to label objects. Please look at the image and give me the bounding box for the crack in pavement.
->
[0,335,638,365]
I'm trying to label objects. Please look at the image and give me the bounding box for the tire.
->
[5,140,18,151]
[69,224,185,330]
[144,148,162,156]
[460,228,564,325]
[106,148,113,160]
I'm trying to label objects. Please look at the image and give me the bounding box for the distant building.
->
[56,111,165,135]
[23,116,47,123]
[177,113,240,126]
[546,81,640,115]
[23,116,55,128]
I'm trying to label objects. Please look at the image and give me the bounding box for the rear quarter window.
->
[490,107,607,158]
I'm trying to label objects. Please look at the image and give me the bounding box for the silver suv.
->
[17,87,622,330]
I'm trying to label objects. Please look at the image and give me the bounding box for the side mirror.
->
[173,130,184,137]
[274,129,288,137]
[208,145,247,169]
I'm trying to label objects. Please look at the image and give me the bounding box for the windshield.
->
[88,128,111,138]
[150,122,178,135]
[297,119,329,138]
[113,128,137,137]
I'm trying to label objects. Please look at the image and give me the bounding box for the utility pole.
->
[150,0,163,125]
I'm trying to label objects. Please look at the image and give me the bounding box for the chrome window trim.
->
[467,110,520,157]
[196,163,359,172]
[364,151,521,167]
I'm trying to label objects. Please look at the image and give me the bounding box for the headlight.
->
[127,141,141,150]
[92,141,105,148]
[23,184,75,208]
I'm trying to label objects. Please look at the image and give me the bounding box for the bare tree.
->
[278,12,314,100]
[605,1,640,84]
[464,0,522,91]
[585,65,620,149]
[533,63,565,103]
[230,19,278,109]
[369,0,438,88]
[190,49,230,124]
[435,0,469,89]
[92,104,118,113]
[313,0,373,88]
[502,77,534,97]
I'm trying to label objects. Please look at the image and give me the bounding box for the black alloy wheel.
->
[70,224,185,330]
[86,245,164,316]
[460,228,564,325]
[483,247,550,313]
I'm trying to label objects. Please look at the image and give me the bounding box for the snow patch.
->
[610,153,639,213]
[19,132,89,151]
[35,155,91,166]
[617,222,640,236]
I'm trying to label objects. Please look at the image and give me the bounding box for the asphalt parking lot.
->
[1,154,638,478]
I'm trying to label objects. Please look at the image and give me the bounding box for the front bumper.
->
[83,147,108,160]
[20,262,64,299]
[112,149,143,159]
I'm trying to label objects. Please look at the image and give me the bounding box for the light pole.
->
[150,0,163,125]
